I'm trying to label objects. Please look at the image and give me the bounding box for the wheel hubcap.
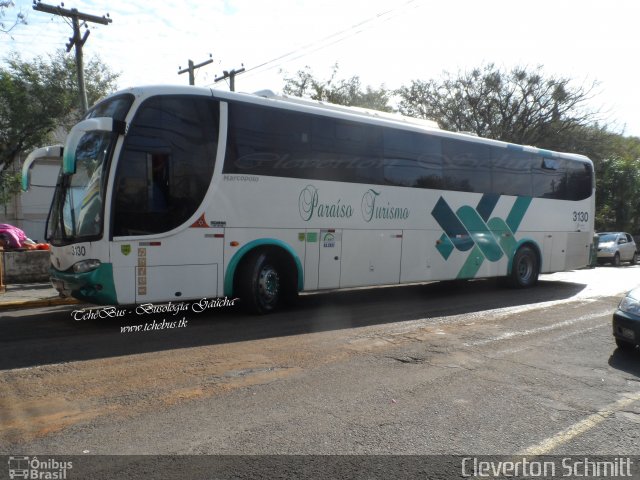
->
[518,256,533,281]
[258,266,279,303]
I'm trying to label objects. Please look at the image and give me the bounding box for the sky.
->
[3,0,640,137]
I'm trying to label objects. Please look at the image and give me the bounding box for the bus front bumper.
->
[50,263,118,305]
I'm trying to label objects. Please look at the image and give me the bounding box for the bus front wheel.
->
[237,250,285,314]
[508,245,539,288]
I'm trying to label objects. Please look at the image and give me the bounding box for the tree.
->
[594,135,640,232]
[395,64,601,151]
[282,65,393,112]
[0,51,119,173]
[0,169,20,215]
[0,0,27,36]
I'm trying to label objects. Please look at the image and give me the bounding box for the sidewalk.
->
[0,282,81,311]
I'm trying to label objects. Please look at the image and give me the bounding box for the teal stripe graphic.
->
[487,217,517,258]
[476,193,500,222]
[456,206,503,262]
[506,196,532,233]
[432,197,474,252]
[457,245,484,279]
[432,195,532,280]
[436,233,454,260]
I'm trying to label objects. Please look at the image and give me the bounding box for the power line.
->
[239,0,418,80]
[214,65,245,92]
[178,54,214,85]
[32,1,112,113]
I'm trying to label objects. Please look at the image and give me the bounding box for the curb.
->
[0,296,81,311]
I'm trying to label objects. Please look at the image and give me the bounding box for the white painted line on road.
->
[492,322,608,356]
[463,310,609,347]
[383,298,603,337]
[520,391,640,455]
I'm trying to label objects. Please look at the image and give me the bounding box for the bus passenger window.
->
[383,129,443,189]
[442,138,491,193]
[149,154,170,212]
[532,157,567,199]
[112,95,219,237]
[491,148,532,197]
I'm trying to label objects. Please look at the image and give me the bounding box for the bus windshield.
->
[47,94,134,245]
[47,130,113,244]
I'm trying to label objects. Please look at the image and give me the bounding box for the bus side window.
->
[491,148,533,197]
[224,103,311,178]
[565,160,592,200]
[112,96,219,237]
[442,138,491,193]
[383,129,443,189]
[532,157,567,199]
[312,117,384,184]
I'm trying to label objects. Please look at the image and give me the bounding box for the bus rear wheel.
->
[508,245,539,288]
[236,249,287,314]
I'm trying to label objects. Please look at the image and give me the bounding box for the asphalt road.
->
[1,266,639,476]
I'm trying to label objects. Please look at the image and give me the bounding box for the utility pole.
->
[178,54,213,86]
[215,65,245,92]
[33,1,112,114]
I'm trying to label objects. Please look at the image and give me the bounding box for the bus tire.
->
[236,250,282,314]
[236,249,295,314]
[508,245,539,288]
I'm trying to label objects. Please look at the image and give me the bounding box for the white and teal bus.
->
[22,86,595,313]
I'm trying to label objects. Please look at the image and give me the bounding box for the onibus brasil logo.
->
[8,456,73,479]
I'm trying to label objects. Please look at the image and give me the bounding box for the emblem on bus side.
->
[431,194,532,277]
[121,244,131,256]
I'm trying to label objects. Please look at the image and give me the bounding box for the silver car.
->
[597,232,637,266]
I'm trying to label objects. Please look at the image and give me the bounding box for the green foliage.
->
[0,169,20,213]
[0,50,119,172]
[594,136,640,232]
[282,65,393,112]
[395,64,601,150]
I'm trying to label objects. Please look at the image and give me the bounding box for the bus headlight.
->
[72,259,101,273]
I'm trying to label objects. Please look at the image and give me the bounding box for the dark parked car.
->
[613,287,640,351]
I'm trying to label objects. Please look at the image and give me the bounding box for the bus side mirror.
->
[21,145,63,191]
[62,117,125,175]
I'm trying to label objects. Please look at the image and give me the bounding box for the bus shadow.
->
[0,278,587,370]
